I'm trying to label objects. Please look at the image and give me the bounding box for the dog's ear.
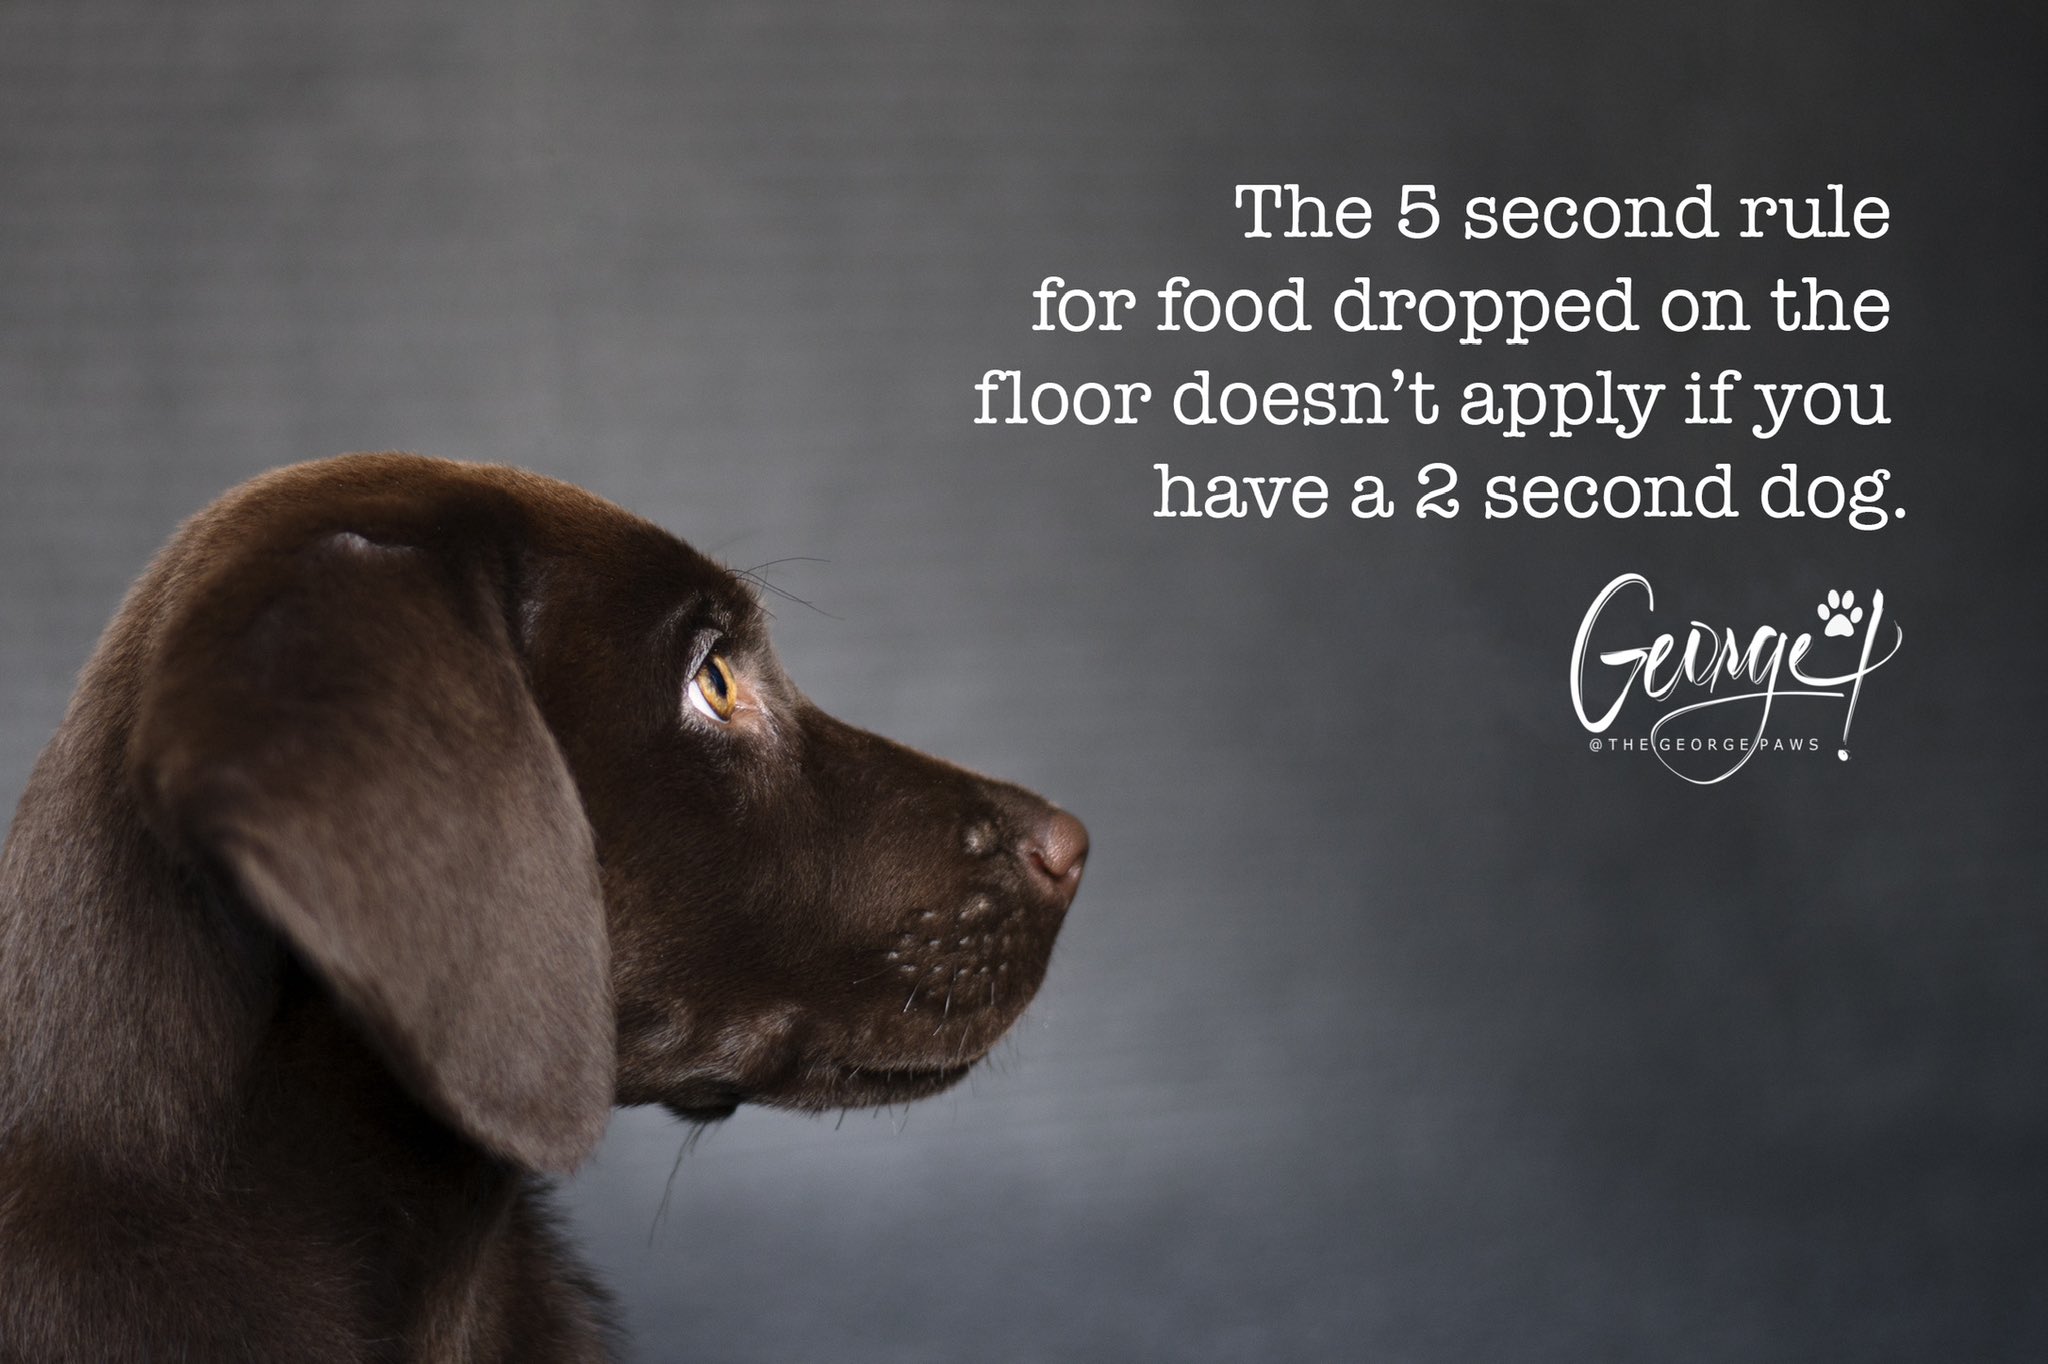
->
[128,528,612,1173]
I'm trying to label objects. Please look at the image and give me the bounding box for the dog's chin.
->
[811,1058,979,1109]
[654,1057,980,1124]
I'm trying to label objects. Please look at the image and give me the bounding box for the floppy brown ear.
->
[128,528,613,1173]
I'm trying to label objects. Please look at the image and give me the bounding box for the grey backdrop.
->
[3,3,2042,1361]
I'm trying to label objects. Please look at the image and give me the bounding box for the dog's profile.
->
[0,453,1085,1362]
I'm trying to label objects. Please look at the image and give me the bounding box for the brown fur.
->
[0,453,1085,1362]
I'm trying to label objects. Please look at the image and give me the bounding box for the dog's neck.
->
[0,664,609,1358]
[0,674,252,1168]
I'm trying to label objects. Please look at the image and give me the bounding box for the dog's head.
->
[125,453,1084,1171]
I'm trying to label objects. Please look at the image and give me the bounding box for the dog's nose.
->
[1023,809,1089,893]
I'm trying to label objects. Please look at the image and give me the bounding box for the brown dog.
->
[0,453,1085,1362]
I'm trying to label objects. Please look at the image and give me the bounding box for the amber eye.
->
[687,653,737,723]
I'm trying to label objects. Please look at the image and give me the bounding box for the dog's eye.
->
[688,653,738,723]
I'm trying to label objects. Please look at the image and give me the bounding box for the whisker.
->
[729,558,841,619]
[650,1122,710,1245]
[737,555,831,575]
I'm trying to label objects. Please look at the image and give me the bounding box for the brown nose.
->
[1023,809,1089,892]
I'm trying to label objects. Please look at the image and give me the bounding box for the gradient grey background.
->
[3,3,2042,1360]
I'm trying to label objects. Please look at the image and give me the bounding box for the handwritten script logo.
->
[1571,573,1902,785]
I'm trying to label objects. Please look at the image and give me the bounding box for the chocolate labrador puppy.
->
[0,453,1085,1362]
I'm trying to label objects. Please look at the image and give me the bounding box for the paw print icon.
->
[1818,589,1864,638]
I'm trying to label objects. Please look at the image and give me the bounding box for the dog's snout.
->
[1022,809,1089,893]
